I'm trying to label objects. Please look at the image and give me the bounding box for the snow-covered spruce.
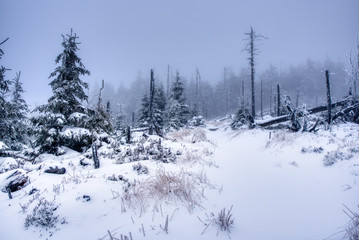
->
[31,29,111,154]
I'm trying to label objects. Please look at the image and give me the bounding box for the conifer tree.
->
[9,72,29,148]
[153,84,166,129]
[0,38,12,146]
[138,94,149,128]
[32,30,109,154]
[165,71,189,130]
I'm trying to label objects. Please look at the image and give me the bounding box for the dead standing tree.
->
[348,38,359,100]
[148,69,155,135]
[244,27,267,118]
[326,70,332,125]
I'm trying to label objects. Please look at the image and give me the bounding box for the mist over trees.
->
[0,28,354,156]
[90,57,348,126]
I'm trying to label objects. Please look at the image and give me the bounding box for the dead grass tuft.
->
[123,168,209,213]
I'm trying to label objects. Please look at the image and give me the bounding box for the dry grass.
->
[199,205,235,237]
[265,131,296,148]
[182,150,203,164]
[191,129,207,143]
[343,205,359,240]
[123,168,209,213]
[167,129,192,141]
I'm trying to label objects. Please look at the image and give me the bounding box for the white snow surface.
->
[0,121,358,240]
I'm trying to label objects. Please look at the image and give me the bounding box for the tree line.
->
[0,28,356,156]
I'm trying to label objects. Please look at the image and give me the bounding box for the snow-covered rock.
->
[0,157,18,173]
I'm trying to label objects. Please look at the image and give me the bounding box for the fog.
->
[0,0,358,107]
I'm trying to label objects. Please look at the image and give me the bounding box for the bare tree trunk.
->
[167,65,170,98]
[224,67,229,114]
[126,126,131,144]
[250,30,255,118]
[98,79,104,111]
[260,80,263,118]
[106,100,111,114]
[148,69,155,135]
[92,144,100,169]
[132,112,135,127]
[270,86,273,116]
[295,90,299,108]
[194,68,200,115]
[277,84,281,116]
[241,80,245,110]
[326,70,332,125]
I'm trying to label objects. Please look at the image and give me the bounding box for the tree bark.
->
[148,69,155,135]
[277,84,281,116]
[326,70,332,125]
[92,144,100,169]
[260,80,263,118]
[257,99,347,127]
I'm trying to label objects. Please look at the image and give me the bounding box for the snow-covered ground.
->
[1,121,358,240]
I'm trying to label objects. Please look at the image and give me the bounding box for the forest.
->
[1,27,359,240]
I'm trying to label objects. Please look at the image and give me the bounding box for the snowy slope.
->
[0,122,358,240]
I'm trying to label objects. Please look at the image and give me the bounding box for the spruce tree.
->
[138,94,149,128]
[153,84,166,128]
[9,72,29,149]
[0,38,13,146]
[32,30,108,154]
[165,71,189,130]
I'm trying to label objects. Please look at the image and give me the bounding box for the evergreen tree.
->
[0,38,13,146]
[9,72,29,149]
[32,30,109,154]
[137,94,149,127]
[165,71,190,130]
[153,84,166,128]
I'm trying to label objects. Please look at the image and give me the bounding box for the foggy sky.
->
[1,0,358,107]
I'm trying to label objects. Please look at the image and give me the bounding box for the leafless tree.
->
[244,27,267,118]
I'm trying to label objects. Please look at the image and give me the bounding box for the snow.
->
[0,122,358,240]
[0,141,8,151]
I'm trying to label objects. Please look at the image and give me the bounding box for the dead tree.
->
[260,80,263,118]
[241,80,245,110]
[98,79,105,112]
[167,64,170,98]
[295,90,299,108]
[132,112,135,127]
[277,84,281,116]
[148,69,155,135]
[326,70,332,125]
[224,67,229,114]
[92,144,100,169]
[258,99,348,127]
[194,67,202,116]
[126,126,131,144]
[349,38,359,99]
[244,27,267,118]
[106,100,111,114]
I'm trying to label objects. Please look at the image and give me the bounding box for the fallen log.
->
[257,99,349,128]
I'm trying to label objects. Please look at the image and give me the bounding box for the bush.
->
[231,108,253,129]
[25,198,62,229]
[323,150,353,166]
[132,163,149,175]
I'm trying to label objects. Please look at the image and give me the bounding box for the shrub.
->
[25,198,61,229]
[132,163,149,175]
[343,205,359,240]
[323,150,353,166]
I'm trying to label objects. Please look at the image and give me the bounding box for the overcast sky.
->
[1,0,358,107]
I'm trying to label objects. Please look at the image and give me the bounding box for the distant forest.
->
[91,59,348,124]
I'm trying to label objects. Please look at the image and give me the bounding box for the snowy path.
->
[1,125,358,240]
[203,126,358,240]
